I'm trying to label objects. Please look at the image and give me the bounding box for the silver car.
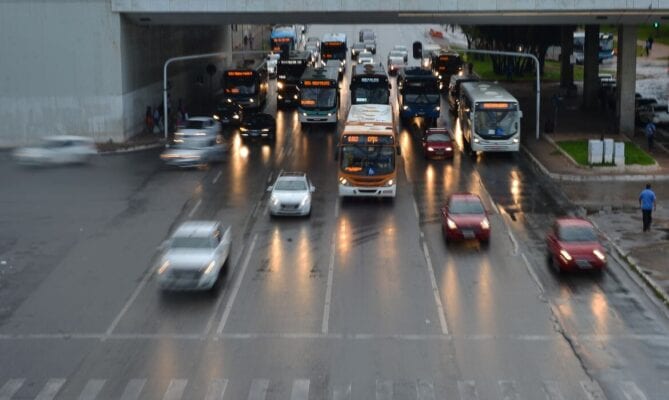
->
[267,172,315,217]
[156,221,232,291]
[13,135,96,166]
[160,137,228,168]
[174,117,221,139]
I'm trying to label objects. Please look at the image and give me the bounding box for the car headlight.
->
[240,127,248,132]
[560,249,573,261]
[473,138,480,143]
[445,146,452,151]
[593,249,606,261]
[402,105,409,110]
[293,94,298,99]
[480,218,490,230]
[300,195,310,207]
[427,146,434,152]
[157,260,170,275]
[439,74,443,80]
[271,195,279,206]
[302,112,307,116]
[277,82,284,89]
[327,113,333,116]
[435,106,440,111]
[213,114,220,120]
[249,98,254,103]
[278,94,284,100]
[385,179,394,187]
[193,132,206,136]
[232,114,240,119]
[447,218,457,230]
[339,177,350,186]
[261,128,270,132]
[204,260,216,275]
[226,98,232,103]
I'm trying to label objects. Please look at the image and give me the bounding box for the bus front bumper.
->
[299,112,337,123]
[339,184,396,198]
[471,138,520,152]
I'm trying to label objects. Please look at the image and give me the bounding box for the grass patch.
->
[556,139,655,166]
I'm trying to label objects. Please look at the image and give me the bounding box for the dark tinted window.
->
[449,198,484,214]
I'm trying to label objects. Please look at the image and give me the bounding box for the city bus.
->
[429,50,463,93]
[336,104,399,198]
[320,33,347,68]
[397,67,441,127]
[276,51,311,108]
[270,25,298,57]
[350,63,391,105]
[573,32,615,63]
[458,81,523,153]
[221,63,268,112]
[297,66,340,125]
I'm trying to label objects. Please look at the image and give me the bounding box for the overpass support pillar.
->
[224,25,233,68]
[616,25,637,135]
[582,25,599,109]
[560,25,575,89]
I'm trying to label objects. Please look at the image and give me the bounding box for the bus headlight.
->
[277,82,284,89]
[302,112,307,116]
[232,114,240,119]
[402,105,409,110]
[385,179,394,187]
[278,94,283,100]
[435,106,440,111]
[204,260,216,275]
[327,113,333,116]
[293,95,298,99]
[474,138,480,143]
[249,98,255,103]
[261,128,270,132]
[512,138,519,144]
[213,114,220,120]
[339,177,351,186]
[226,98,232,103]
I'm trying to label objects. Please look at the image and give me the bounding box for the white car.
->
[156,221,231,291]
[306,36,320,47]
[351,42,366,58]
[357,51,374,66]
[393,45,409,62]
[267,172,315,217]
[13,135,96,166]
[266,53,281,78]
[174,117,221,139]
[305,44,320,64]
[160,137,228,168]
[387,50,407,76]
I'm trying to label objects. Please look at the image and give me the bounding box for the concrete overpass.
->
[0,0,668,146]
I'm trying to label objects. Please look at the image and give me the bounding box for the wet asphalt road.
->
[1,24,669,400]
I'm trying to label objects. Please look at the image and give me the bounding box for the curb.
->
[98,141,165,155]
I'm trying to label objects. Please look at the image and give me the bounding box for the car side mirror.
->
[266,185,273,192]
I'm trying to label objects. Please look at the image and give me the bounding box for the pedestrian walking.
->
[645,119,657,151]
[243,34,249,49]
[639,183,657,232]
[144,106,154,134]
[249,33,254,49]
[153,106,162,134]
[645,38,652,57]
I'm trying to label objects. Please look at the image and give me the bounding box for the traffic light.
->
[412,41,422,60]
[653,21,660,30]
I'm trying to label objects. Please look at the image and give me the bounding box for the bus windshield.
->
[278,64,307,83]
[352,86,389,104]
[340,145,395,176]
[474,110,519,138]
[404,93,440,104]
[300,87,337,109]
[224,78,257,95]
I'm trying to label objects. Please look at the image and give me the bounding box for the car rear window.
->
[559,226,596,242]
[449,199,484,214]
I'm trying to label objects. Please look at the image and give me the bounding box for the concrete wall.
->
[0,0,123,146]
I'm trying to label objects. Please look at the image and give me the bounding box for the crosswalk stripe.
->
[542,381,565,400]
[162,379,188,400]
[77,379,106,400]
[291,379,310,400]
[498,380,520,400]
[620,381,648,400]
[376,380,393,400]
[119,379,146,400]
[34,378,66,400]
[247,379,269,400]
[332,384,352,400]
[0,379,25,400]
[457,380,479,400]
[580,380,607,400]
[204,379,228,400]
[416,380,435,400]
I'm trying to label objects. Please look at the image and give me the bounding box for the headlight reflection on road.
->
[261,145,271,164]
[591,291,611,334]
[510,170,521,206]
[425,164,435,217]
[337,218,351,257]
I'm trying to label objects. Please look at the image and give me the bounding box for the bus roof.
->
[460,81,518,104]
[321,33,347,43]
[400,67,434,78]
[352,63,388,79]
[345,104,393,127]
[278,51,311,64]
[271,26,297,39]
[300,66,339,82]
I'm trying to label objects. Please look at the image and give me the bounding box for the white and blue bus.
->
[458,81,523,153]
[271,25,299,57]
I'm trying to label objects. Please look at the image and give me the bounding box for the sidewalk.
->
[521,85,669,303]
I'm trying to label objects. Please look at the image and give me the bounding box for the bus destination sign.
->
[226,71,253,77]
[343,135,395,145]
[303,80,334,87]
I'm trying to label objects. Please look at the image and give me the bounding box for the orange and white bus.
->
[336,104,400,198]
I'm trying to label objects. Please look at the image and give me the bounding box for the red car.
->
[546,217,607,273]
[440,193,490,245]
[422,128,454,159]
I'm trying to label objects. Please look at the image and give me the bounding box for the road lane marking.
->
[247,379,269,400]
[162,379,187,400]
[204,379,228,400]
[212,170,223,184]
[322,234,336,334]
[521,252,545,294]
[290,380,309,400]
[104,265,155,339]
[216,233,258,336]
[422,239,449,334]
[413,197,420,219]
[334,199,340,218]
[580,380,607,400]
[0,378,24,400]
[376,380,393,400]
[267,171,274,184]
[507,228,519,255]
[498,380,520,400]
[77,379,106,400]
[188,199,202,218]
[620,381,648,400]
[35,379,66,400]
[202,246,247,337]
[457,380,480,400]
[332,384,351,400]
[119,379,146,400]
[250,200,261,219]
[416,380,436,400]
[542,381,565,400]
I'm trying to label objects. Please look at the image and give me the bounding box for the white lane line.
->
[204,379,228,400]
[580,380,607,400]
[422,238,449,335]
[376,380,393,400]
[620,381,648,400]
[332,384,351,400]
[542,381,565,400]
[521,252,545,294]
[322,234,336,334]
[216,233,258,336]
[413,197,420,219]
[247,379,269,400]
[416,380,436,400]
[457,380,480,400]
[212,170,223,184]
[498,380,520,400]
[0,378,25,400]
[105,266,154,338]
[162,379,188,400]
[267,171,274,184]
[119,379,146,400]
[477,176,499,214]
[507,228,519,255]
[290,379,310,400]
[334,199,340,218]
[250,200,261,219]
[188,199,202,218]
[34,378,66,400]
[77,379,106,400]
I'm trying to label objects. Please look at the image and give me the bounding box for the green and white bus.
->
[297,66,340,125]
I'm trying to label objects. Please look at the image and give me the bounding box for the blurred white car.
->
[13,135,96,166]
[161,137,228,168]
[357,51,374,66]
[305,44,320,64]
[174,117,221,139]
[350,42,366,58]
[156,221,231,291]
[387,50,407,76]
[266,53,281,78]
[267,172,315,217]
[306,36,320,48]
[392,45,409,62]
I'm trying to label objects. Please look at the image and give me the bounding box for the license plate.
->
[462,230,475,239]
[576,260,592,269]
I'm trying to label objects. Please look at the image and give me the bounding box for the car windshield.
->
[172,139,212,150]
[340,145,395,176]
[426,133,450,142]
[300,87,337,109]
[275,180,307,191]
[170,236,214,249]
[449,199,485,214]
[559,226,597,242]
[184,120,206,129]
[474,110,519,138]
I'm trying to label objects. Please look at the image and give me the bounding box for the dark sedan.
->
[239,113,276,141]
[213,101,244,126]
